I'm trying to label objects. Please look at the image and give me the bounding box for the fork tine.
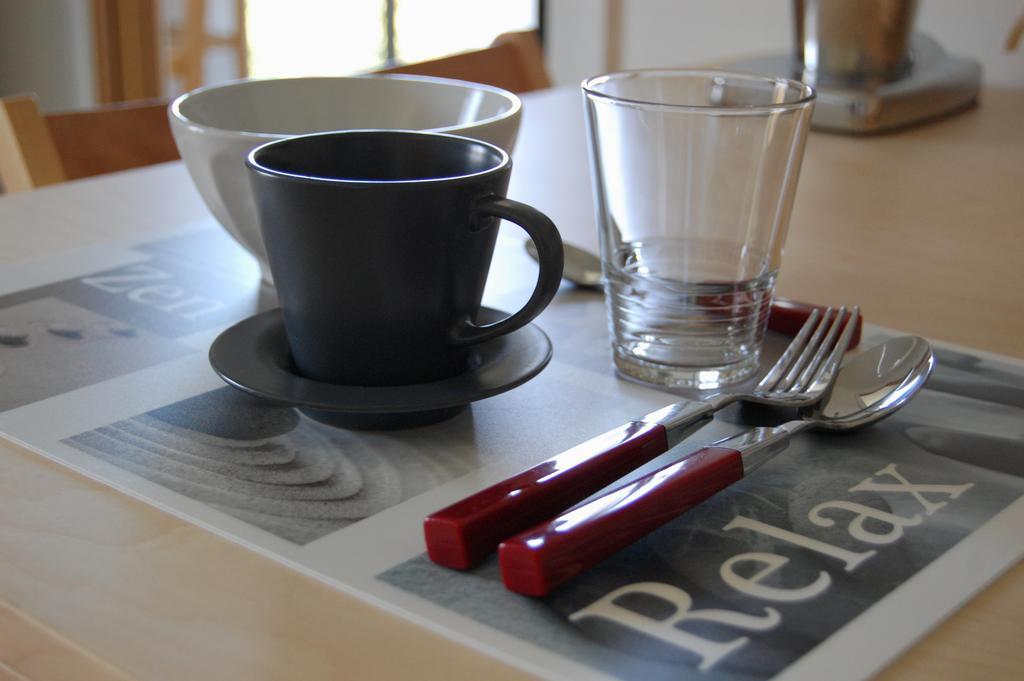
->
[755,308,820,391]
[791,306,847,391]
[805,306,861,392]
[773,307,835,392]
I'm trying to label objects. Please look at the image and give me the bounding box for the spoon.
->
[498,335,934,596]
[524,239,863,345]
[526,239,604,289]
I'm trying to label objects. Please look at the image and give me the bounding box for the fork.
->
[424,306,861,570]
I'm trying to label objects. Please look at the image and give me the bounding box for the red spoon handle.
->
[498,446,744,597]
[770,298,862,348]
[424,422,669,569]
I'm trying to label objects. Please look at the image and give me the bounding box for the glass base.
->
[613,348,761,390]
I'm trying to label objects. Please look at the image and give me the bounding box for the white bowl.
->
[169,75,522,282]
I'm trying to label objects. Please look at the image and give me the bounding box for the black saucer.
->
[209,307,553,430]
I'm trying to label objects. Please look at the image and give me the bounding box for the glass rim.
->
[581,68,816,114]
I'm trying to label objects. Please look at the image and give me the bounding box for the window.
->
[246,0,539,79]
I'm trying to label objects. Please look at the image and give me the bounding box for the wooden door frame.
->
[91,0,162,104]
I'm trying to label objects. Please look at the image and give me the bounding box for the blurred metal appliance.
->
[730,0,981,134]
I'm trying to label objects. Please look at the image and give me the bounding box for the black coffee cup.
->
[246,130,563,389]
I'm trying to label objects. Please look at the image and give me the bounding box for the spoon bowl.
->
[526,239,603,288]
[807,334,933,428]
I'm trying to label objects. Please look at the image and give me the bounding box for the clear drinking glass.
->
[583,69,815,389]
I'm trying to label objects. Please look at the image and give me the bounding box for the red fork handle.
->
[770,298,862,348]
[498,446,744,597]
[424,422,669,569]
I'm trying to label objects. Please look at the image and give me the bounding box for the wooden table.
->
[1,87,1021,681]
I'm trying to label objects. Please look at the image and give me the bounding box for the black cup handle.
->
[450,196,564,346]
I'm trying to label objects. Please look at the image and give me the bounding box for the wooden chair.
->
[378,30,551,94]
[0,30,549,194]
[0,94,179,194]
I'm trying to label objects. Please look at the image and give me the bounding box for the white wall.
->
[616,0,792,73]
[546,0,1024,88]
[545,0,614,85]
[917,0,1023,87]
[0,0,96,111]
